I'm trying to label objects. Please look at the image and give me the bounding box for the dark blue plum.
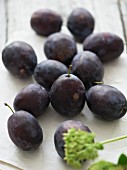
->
[34,60,68,91]
[67,8,95,43]
[50,74,85,117]
[83,32,124,62]
[44,33,77,66]
[72,51,104,90]
[8,110,43,150]
[2,41,37,78]
[54,120,91,158]
[13,84,50,117]
[86,85,127,120]
[30,9,63,36]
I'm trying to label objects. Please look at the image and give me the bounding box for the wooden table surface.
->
[0,0,127,169]
[0,0,127,52]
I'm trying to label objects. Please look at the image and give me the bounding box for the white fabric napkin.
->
[0,27,127,170]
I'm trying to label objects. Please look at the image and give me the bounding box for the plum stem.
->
[67,65,72,77]
[93,81,103,85]
[4,103,14,114]
[64,128,127,168]
[120,107,127,114]
[101,135,127,145]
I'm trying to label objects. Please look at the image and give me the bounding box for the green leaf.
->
[118,154,127,166]
[87,160,115,170]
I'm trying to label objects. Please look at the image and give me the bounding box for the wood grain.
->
[119,0,127,50]
[1,0,126,41]
[6,0,125,39]
[0,0,7,51]
[0,0,127,170]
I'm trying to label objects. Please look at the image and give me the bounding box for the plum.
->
[71,51,104,90]
[30,9,63,36]
[83,32,124,62]
[86,85,127,120]
[13,84,50,117]
[54,120,91,159]
[54,120,127,168]
[44,33,77,66]
[34,60,68,91]
[5,103,43,150]
[67,8,95,43]
[50,72,85,117]
[2,41,37,78]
